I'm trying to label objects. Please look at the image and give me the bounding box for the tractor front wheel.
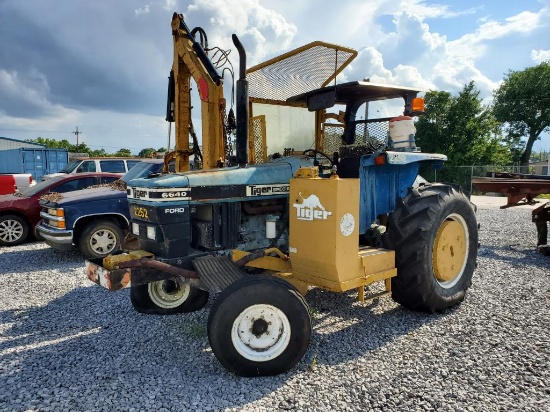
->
[130,280,209,315]
[386,183,478,312]
[207,275,311,377]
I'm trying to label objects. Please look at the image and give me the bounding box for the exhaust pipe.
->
[232,34,249,167]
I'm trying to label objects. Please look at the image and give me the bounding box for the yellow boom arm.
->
[169,13,226,171]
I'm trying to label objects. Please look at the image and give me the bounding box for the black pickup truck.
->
[36,159,167,258]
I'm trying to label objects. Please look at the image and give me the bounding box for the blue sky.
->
[0,0,548,154]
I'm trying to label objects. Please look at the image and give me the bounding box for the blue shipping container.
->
[0,148,68,181]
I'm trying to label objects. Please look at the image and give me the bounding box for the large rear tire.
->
[207,275,311,377]
[386,184,478,312]
[130,280,209,315]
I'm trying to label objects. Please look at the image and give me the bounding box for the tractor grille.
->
[192,255,244,293]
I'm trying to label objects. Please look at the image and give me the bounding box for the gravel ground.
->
[0,199,548,412]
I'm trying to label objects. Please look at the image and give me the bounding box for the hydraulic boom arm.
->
[168,12,226,171]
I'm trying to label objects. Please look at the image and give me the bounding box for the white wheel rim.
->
[0,219,24,243]
[433,213,470,289]
[148,281,190,309]
[231,304,291,362]
[89,229,117,254]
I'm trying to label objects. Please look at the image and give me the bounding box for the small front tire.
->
[208,275,312,377]
[130,280,209,315]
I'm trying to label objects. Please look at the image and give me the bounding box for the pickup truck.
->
[0,173,34,193]
[36,159,167,258]
[0,175,16,195]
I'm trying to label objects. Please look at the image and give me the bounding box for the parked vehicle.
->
[0,148,68,182]
[0,175,16,195]
[37,160,169,258]
[85,13,478,377]
[0,173,122,246]
[42,157,143,180]
[0,173,36,192]
[0,174,35,193]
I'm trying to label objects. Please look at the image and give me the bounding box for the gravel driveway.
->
[0,198,548,411]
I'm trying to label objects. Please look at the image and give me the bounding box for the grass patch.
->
[188,321,207,339]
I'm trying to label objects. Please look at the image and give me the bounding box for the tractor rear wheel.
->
[207,275,311,377]
[130,280,209,315]
[386,183,478,312]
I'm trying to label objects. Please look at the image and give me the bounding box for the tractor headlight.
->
[146,226,156,240]
[132,223,139,236]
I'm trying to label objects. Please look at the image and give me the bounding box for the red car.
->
[0,173,122,246]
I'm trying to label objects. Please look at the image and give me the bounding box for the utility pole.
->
[73,126,82,153]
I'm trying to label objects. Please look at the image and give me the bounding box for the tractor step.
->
[356,247,397,302]
[192,255,245,293]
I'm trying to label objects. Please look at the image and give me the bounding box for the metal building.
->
[0,136,45,150]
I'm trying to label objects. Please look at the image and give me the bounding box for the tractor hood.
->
[127,157,313,203]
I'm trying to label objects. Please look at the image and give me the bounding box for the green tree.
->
[26,137,92,154]
[493,61,550,171]
[114,148,133,157]
[416,82,511,166]
[90,148,108,157]
[138,147,157,158]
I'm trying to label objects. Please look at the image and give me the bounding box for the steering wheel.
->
[302,149,334,169]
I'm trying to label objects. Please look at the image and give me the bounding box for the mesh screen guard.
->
[246,42,357,104]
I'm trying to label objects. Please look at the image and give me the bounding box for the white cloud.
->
[531,49,550,63]
[346,47,392,84]
[450,10,544,59]
[135,5,150,15]
[163,0,176,11]
[344,12,497,97]
[186,0,297,66]
[392,1,480,20]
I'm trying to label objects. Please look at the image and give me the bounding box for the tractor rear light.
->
[412,97,424,113]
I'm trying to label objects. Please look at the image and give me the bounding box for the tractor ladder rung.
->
[192,255,245,293]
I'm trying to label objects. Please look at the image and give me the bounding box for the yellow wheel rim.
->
[432,214,468,288]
